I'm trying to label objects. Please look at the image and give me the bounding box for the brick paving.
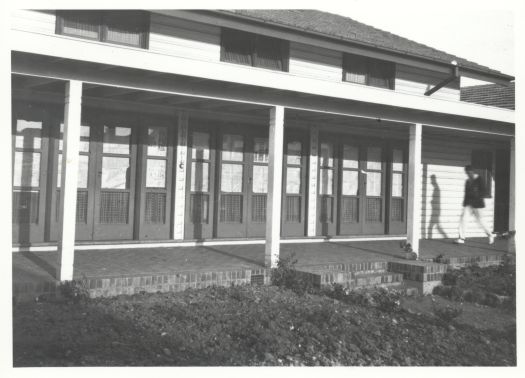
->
[12,237,512,285]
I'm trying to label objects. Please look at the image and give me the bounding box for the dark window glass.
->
[343,53,395,89]
[221,28,254,66]
[56,10,149,49]
[221,28,288,72]
[472,150,493,198]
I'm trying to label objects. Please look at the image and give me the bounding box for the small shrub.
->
[371,288,402,313]
[58,278,89,304]
[271,253,316,295]
[433,304,463,322]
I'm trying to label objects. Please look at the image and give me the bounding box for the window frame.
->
[56,10,150,49]
[220,28,289,72]
[471,149,493,198]
[343,53,396,90]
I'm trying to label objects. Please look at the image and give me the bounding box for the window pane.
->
[101,157,130,189]
[59,124,90,152]
[253,138,269,163]
[287,141,302,165]
[192,132,210,160]
[13,151,40,187]
[147,127,167,157]
[221,29,253,66]
[252,165,268,193]
[344,54,367,84]
[392,149,403,172]
[367,146,382,170]
[255,35,284,70]
[15,120,42,149]
[146,159,166,188]
[342,170,359,195]
[222,134,244,162]
[392,172,403,197]
[342,145,359,168]
[369,59,394,89]
[57,154,89,189]
[286,167,301,194]
[366,172,382,196]
[191,162,209,192]
[221,163,243,193]
[320,142,334,167]
[61,11,100,40]
[103,126,131,155]
[104,11,145,47]
[319,168,333,195]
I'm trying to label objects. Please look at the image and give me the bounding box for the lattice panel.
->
[341,197,359,223]
[366,198,382,222]
[320,196,333,223]
[220,194,243,223]
[55,190,89,223]
[286,196,301,222]
[251,194,267,222]
[391,198,404,222]
[99,191,129,224]
[145,192,166,224]
[190,193,209,223]
[12,191,39,224]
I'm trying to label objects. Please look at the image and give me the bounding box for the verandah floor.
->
[13,237,513,286]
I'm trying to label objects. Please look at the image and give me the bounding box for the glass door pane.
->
[220,134,244,223]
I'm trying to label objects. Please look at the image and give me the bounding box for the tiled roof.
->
[216,9,513,81]
[460,82,515,110]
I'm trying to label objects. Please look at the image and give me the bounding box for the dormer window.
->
[220,28,289,72]
[343,53,395,89]
[56,10,149,49]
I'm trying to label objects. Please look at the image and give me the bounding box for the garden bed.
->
[432,259,515,310]
[13,284,516,366]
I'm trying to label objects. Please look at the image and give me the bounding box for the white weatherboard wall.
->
[149,14,221,61]
[14,11,467,102]
[10,9,56,34]
[396,64,460,101]
[420,134,498,239]
[288,42,342,81]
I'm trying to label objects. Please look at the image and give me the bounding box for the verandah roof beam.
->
[424,66,459,96]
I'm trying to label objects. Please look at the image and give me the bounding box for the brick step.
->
[351,272,404,288]
[300,261,389,274]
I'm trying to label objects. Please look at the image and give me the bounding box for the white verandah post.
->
[407,123,422,257]
[57,80,82,281]
[307,125,319,237]
[509,137,515,233]
[173,110,189,240]
[265,106,285,268]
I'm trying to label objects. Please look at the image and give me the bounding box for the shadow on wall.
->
[427,174,448,239]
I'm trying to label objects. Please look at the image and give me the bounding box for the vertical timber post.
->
[57,80,82,281]
[173,110,188,240]
[307,125,319,237]
[265,106,285,268]
[509,137,515,233]
[407,123,422,257]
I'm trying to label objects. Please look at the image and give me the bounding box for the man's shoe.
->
[488,234,495,245]
[454,238,465,244]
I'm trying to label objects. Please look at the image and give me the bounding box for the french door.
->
[216,126,269,238]
[50,111,175,241]
[317,135,388,236]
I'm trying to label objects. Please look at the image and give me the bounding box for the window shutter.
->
[59,10,101,40]
[254,35,284,71]
[103,11,148,48]
[369,59,395,89]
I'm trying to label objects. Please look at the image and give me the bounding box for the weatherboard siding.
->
[288,42,343,81]
[11,9,56,35]
[396,64,460,101]
[420,134,497,239]
[149,13,221,62]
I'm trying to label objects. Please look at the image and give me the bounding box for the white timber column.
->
[406,123,423,257]
[265,106,285,268]
[307,125,319,237]
[173,110,189,240]
[509,137,515,232]
[57,80,82,281]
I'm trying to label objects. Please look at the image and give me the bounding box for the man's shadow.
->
[427,174,448,238]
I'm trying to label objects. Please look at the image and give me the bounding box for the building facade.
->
[10,9,515,280]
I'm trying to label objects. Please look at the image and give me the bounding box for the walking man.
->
[455,165,495,244]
